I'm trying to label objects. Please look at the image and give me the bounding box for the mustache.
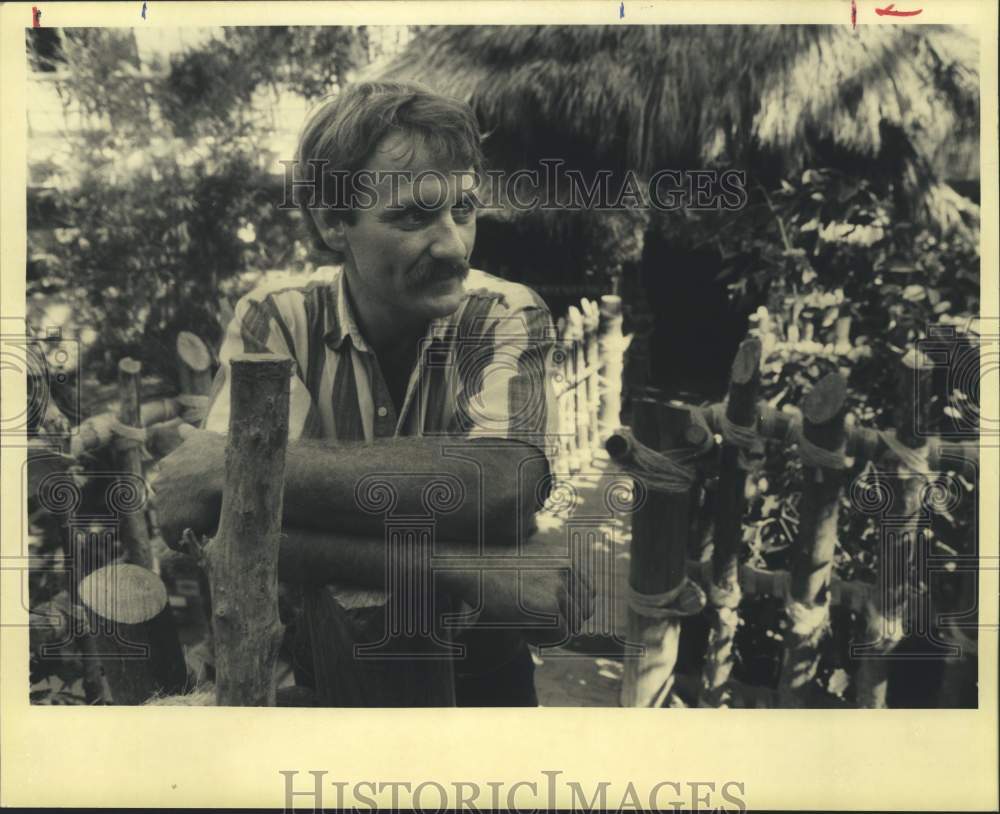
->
[411,259,470,283]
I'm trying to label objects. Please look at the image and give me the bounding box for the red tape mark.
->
[875,3,923,16]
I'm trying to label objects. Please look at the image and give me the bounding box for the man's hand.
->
[450,539,597,645]
[278,526,596,645]
[151,424,225,547]
[478,567,596,646]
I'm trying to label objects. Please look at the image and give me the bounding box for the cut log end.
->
[802,373,848,426]
[685,423,710,447]
[231,352,294,366]
[79,563,167,624]
[176,331,213,371]
[730,337,762,385]
[118,357,142,377]
[600,295,622,317]
[605,432,631,460]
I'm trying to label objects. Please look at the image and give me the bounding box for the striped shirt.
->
[204,265,558,608]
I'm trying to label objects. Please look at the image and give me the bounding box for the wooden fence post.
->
[554,316,570,473]
[202,353,292,706]
[778,373,848,706]
[700,337,762,707]
[176,331,214,397]
[855,348,935,708]
[618,397,705,706]
[173,330,214,434]
[114,359,153,569]
[601,347,976,708]
[567,306,587,472]
[834,315,853,354]
[80,358,187,704]
[159,332,218,664]
[597,294,626,444]
[581,299,601,454]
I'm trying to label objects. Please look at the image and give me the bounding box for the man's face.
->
[339,131,477,325]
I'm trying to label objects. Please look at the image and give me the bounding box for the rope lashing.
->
[785,598,830,638]
[176,394,211,423]
[685,403,717,448]
[626,577,706,619]
[754,404,849,470]
[109,418,147,444]
[708,401,764,471]
[878,428,932,475]
[708,578,742,610]
[709,401,764,453]
[109,417,150,460]
[758,405,800,445]
[612,426,709,494]
[789,422,849,470]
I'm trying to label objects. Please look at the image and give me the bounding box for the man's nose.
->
[428,212,469,262]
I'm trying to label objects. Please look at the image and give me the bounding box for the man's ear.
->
[308,207,348,254]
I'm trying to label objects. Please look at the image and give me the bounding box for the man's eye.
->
[452,199,477,221]
[397,208,432,226]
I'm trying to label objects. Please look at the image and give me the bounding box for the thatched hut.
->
[379,25,979,395]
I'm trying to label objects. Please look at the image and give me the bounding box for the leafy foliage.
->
[26,27,366,383]
[25,27,980,706]
[24,27,370,702]
[665,167,980,702]
[714,169,977,572]
[161,27,366,137]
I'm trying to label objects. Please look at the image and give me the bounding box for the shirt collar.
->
[322,266,459,352]
[428,313,453,343]
[323,267,370,353]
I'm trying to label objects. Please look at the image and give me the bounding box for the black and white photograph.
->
[2,2,997,811]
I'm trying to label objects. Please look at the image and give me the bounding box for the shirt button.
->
[377,406,388,418]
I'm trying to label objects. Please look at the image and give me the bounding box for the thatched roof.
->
[378,25,979,232]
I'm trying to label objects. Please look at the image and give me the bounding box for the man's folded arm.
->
[156,292,553,550]
[155,430,548,550]
[277,524,595,636]
[281,434,548,545]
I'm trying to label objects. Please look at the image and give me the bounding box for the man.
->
[155,80,593,706]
